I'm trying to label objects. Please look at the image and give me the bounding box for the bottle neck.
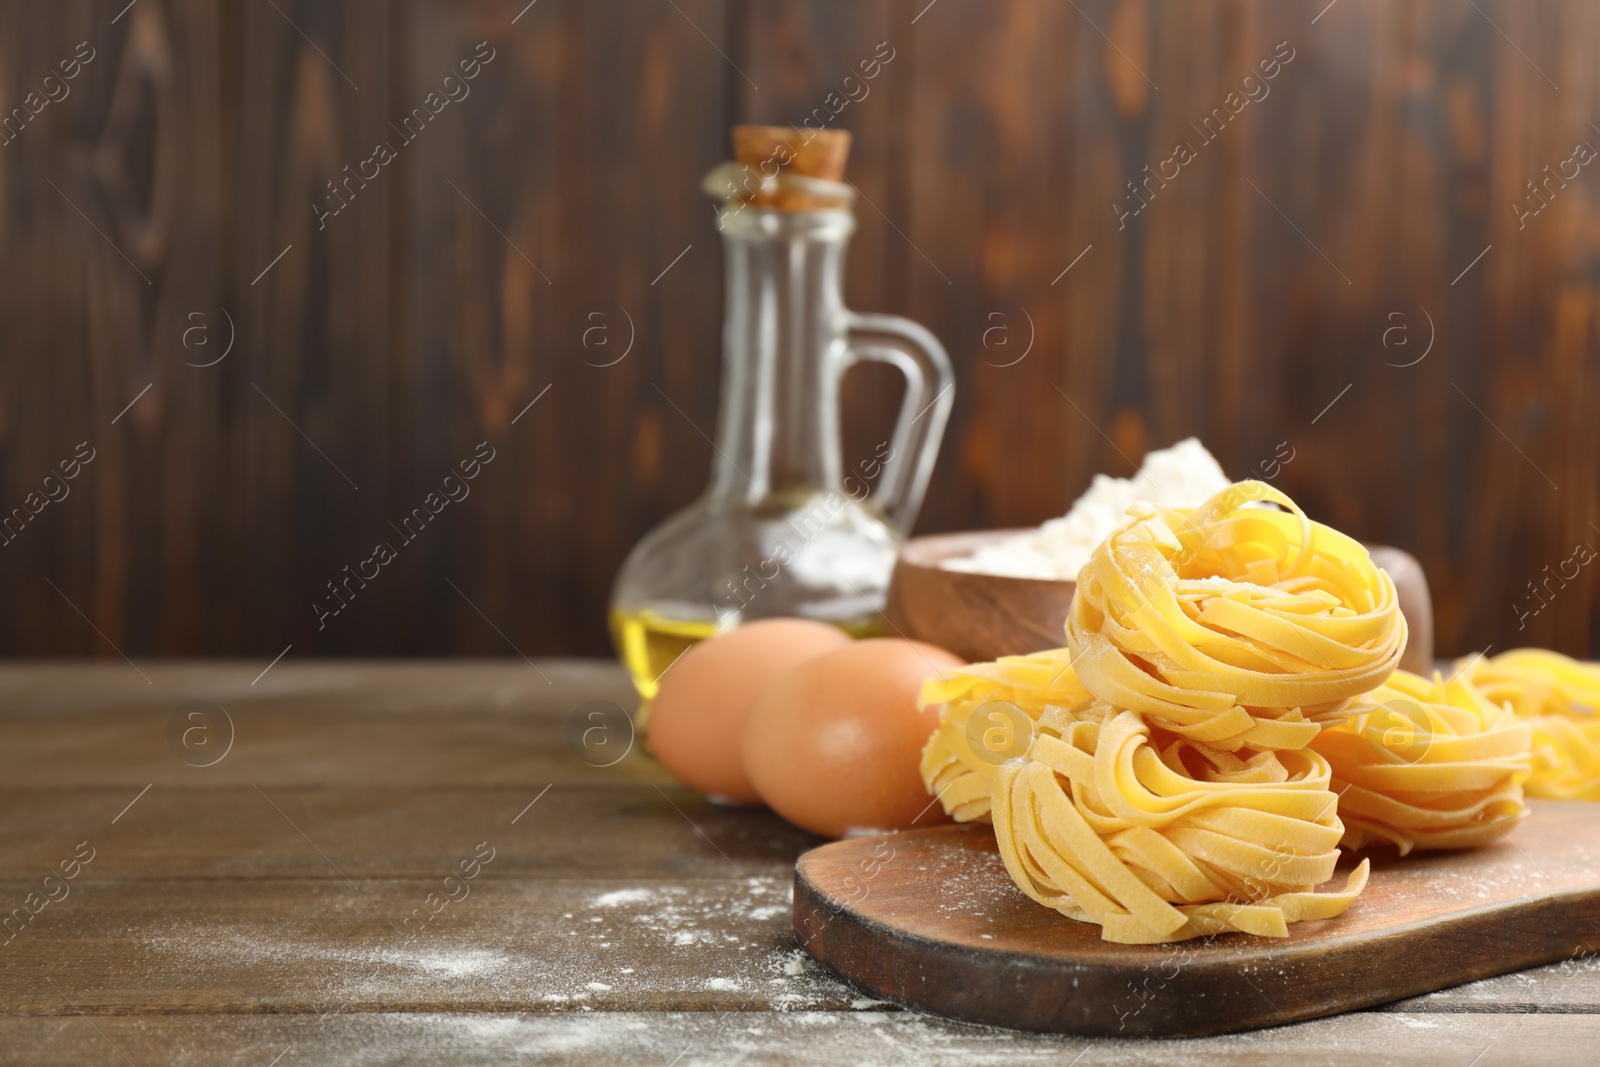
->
[709,208,854,506]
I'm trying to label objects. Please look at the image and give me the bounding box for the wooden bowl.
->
[885,530,1434,674]
[884,530,1073,663]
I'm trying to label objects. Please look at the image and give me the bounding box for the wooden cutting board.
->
[793,800,1600,1037]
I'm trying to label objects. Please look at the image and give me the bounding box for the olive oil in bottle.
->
[609,607,720,709]
[607,126,953,733]
[611,602,889,730]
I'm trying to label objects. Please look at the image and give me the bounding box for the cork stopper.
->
[734,126,851,182]
[703,126,854,212]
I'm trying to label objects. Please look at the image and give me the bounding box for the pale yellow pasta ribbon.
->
[1456,648,1600,801]
[1068,481,1406,752]
[1309,670,1531,854]
[992,705,1369,943]
[919,649,1092,823]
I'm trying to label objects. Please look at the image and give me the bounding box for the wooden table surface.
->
[2,660,1598,1066]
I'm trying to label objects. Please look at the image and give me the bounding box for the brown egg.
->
[647,618,851,804]
[742,638,965,838]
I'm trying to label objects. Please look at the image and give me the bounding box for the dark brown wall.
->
[0,0,1596,660]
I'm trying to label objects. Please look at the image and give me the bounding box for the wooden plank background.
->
[0,0,1596,660]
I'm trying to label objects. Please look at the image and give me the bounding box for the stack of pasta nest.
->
[920,481,1535,944]
[1458,649,1600,801]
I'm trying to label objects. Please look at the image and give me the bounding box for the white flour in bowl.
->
[941,438,1230,581]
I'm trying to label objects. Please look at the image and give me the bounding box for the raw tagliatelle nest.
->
[918,480,1414,943]
[1457,649,1600,801]
[1309,670,1530,853]
[918,648,1089,823]
[992,704,1369,944]
[1066,481,1407,752]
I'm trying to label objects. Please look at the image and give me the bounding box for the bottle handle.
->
[842,311,955,534]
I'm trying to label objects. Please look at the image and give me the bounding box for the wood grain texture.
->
[794,810,1600,1036]
[0,659,1598,1065]
[0,1,1597,662]
[7,1011,1600,1067]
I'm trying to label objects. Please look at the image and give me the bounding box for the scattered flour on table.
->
[139,874,866,1012]
[593,888,654,908]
